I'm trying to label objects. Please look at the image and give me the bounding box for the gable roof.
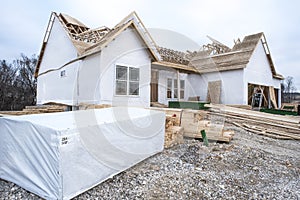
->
[189,32,283,79]
[35,12,162,78]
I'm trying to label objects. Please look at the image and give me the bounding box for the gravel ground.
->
[1,125,299,199]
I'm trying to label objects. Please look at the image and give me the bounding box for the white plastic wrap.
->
[0,107,165,199]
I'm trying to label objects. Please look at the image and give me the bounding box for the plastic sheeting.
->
[0,107,165,199]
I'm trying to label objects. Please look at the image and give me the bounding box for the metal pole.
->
[201,130,209,146]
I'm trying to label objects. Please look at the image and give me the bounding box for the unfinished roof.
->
[189,32,283,79]
[35,12,162,77]
[82,20,132,55]
[157,47,189,65]
[59,13,87,28]
[59,13,89,37]
[35,12,283,79]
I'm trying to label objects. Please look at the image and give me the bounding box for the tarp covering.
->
[0,107,165,199]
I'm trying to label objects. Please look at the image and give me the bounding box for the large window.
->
[115,65,140,95]
[167,78,185,99]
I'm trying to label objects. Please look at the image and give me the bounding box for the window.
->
[174,79,178,98]
[180,80,185,99]
[115,65,140,95]
[129,67,139,95]
[166,78,185,99]
[167,78,172,98]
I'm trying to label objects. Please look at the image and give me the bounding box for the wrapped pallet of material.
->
[0,107,165,199]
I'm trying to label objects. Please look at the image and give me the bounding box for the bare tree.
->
[0,54,38,111]
[283,76,297,103]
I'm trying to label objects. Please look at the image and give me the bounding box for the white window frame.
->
[115,64,140,96]
[166,78,185,99]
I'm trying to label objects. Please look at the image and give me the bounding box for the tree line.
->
[0,54,37,111]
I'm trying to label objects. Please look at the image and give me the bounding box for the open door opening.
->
[248,83,279,109]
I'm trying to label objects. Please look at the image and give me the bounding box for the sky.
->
[0,0,299,91]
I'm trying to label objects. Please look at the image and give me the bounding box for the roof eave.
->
[34,12,57,78]
[273,74,284,80]
[152,61,198,73]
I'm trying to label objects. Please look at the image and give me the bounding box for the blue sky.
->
[0,0,299,91]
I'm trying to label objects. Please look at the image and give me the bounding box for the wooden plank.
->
[205,104,300,125]
[269,86,278,109]
[232,122,293,140]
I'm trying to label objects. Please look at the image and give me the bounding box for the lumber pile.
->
[79,103,111,110]
[226,104,252,110]
[164,115,184,148]
[149,108,184,148]
[0,105,68,115]
[180,110,234,142]
[205,104,300,140]
[150,107,235,144]
[23,105,68,113]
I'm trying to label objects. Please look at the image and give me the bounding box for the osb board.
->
[207,80,222,104]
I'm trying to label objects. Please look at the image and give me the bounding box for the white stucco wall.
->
[36,15,79,105]
[187,70,244,104]
[187,74,206,101]
[77,26,152,107]
[244,40,282,104]
[76,53,101,104]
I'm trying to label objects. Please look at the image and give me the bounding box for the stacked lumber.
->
[0,111,29,116]
[79,103,111,110]
[0,105,68,115]
[164,115,184,148]
[23,105,68,113]
[180,110,234,142]
[205,104,300,140]
[226,104,252,110]
[150,107,235,143]
[150,107,183,125]
[150,108,184,148]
